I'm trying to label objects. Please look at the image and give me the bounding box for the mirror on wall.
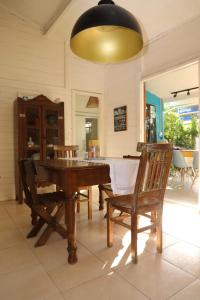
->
[74,94,100,157]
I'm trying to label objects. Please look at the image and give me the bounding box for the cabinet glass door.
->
[43,108,63,159]
[25,106,41,159]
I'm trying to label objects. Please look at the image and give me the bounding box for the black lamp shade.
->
[70,1,143,63]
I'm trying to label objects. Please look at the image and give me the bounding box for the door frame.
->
[71,89,105,155]
[140,59,200,209]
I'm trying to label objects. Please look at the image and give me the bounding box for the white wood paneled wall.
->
[0,6,66,201]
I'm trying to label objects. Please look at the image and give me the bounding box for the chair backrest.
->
[123,142,145,159]
[172,150,188,168]
[19,160,37,207]
[193,151,199,170]
[136,142,145,152]
[134,143,173,207]
[53,145,79,158]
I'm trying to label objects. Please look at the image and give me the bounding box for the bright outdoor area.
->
[145,62,199,208]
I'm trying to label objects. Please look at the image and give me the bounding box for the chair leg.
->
[180,169,185,186]
[31,210,38,226]
[34,203,67,247]
[107,202,114,247]
[27,218,45,238]
[156,210,163,253]
[151,211,156,233]
[27,203,56,238]
[76,191,80,213]
[131,212,138,264]
[98,184,104,210]
[87,186,92,220]
[77,201,80,213]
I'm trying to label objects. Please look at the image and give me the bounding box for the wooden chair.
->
[19,159,67,247]
[106,143,173,263]
[98,142,144,210]
[53,145,92,220]
[53,145,79,158]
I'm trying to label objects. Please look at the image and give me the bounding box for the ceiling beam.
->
[44,0,75,36]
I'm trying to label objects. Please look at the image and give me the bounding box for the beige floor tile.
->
[34,240,91,272]
[3,201,29,216]
[169,279,200,300]
[0,217,16,232]
[0,243,39,274]
[43,291,64,300]
[11,212,32,229]
[117,254,194,300]
[48,254,109,292]
[0,229,26,249]
[163,241,200,277]
[144,232,179,254]
[20,226,64,248]
[63,272,148,300]
[95,232,150,269]
[0,265,59,300]
[0,206,9,219]
[76,219,107,252]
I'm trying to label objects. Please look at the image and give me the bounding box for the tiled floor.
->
[0,184,200,300]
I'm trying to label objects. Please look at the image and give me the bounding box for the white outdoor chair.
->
[191,151,199,187]
[172,150,193,187]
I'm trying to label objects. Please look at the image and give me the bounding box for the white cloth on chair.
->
[106,158,139,195]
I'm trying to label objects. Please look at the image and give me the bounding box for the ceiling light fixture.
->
[171,87,199,98]
[70,0,143,63]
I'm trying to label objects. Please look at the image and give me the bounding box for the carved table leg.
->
[65,196,77,264]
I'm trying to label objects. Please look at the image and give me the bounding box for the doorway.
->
[72,90,103,158]
[142,61,200,208]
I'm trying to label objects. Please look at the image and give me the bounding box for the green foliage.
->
[164,110,199,149]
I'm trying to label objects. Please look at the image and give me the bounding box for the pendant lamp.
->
[86,96,99,108]
[70,0,143,63]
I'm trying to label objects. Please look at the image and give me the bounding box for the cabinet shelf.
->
[26,145,40,150]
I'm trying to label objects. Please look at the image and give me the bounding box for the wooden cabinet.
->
[14,94,64,202]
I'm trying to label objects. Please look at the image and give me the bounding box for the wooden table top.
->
[40,159,108,170]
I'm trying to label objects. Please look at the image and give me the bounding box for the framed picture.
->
[114,105,127,132]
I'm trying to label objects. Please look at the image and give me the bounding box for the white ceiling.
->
[146,62,199,102]
[1,0,199,98]
[0,0,72,31]
[0,0,200,43]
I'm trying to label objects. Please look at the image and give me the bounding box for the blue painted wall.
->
[146,91,164,141]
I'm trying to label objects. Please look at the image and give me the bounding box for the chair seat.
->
[37,191,66,203]
[106,194,161,214]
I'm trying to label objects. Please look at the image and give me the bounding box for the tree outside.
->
[164,109,199,149]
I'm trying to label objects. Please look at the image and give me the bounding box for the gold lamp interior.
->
[70,25,143,63]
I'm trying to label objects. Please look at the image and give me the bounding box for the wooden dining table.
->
[39,159,110,264]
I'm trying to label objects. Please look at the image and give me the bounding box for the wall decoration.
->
[114,105,127,132]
